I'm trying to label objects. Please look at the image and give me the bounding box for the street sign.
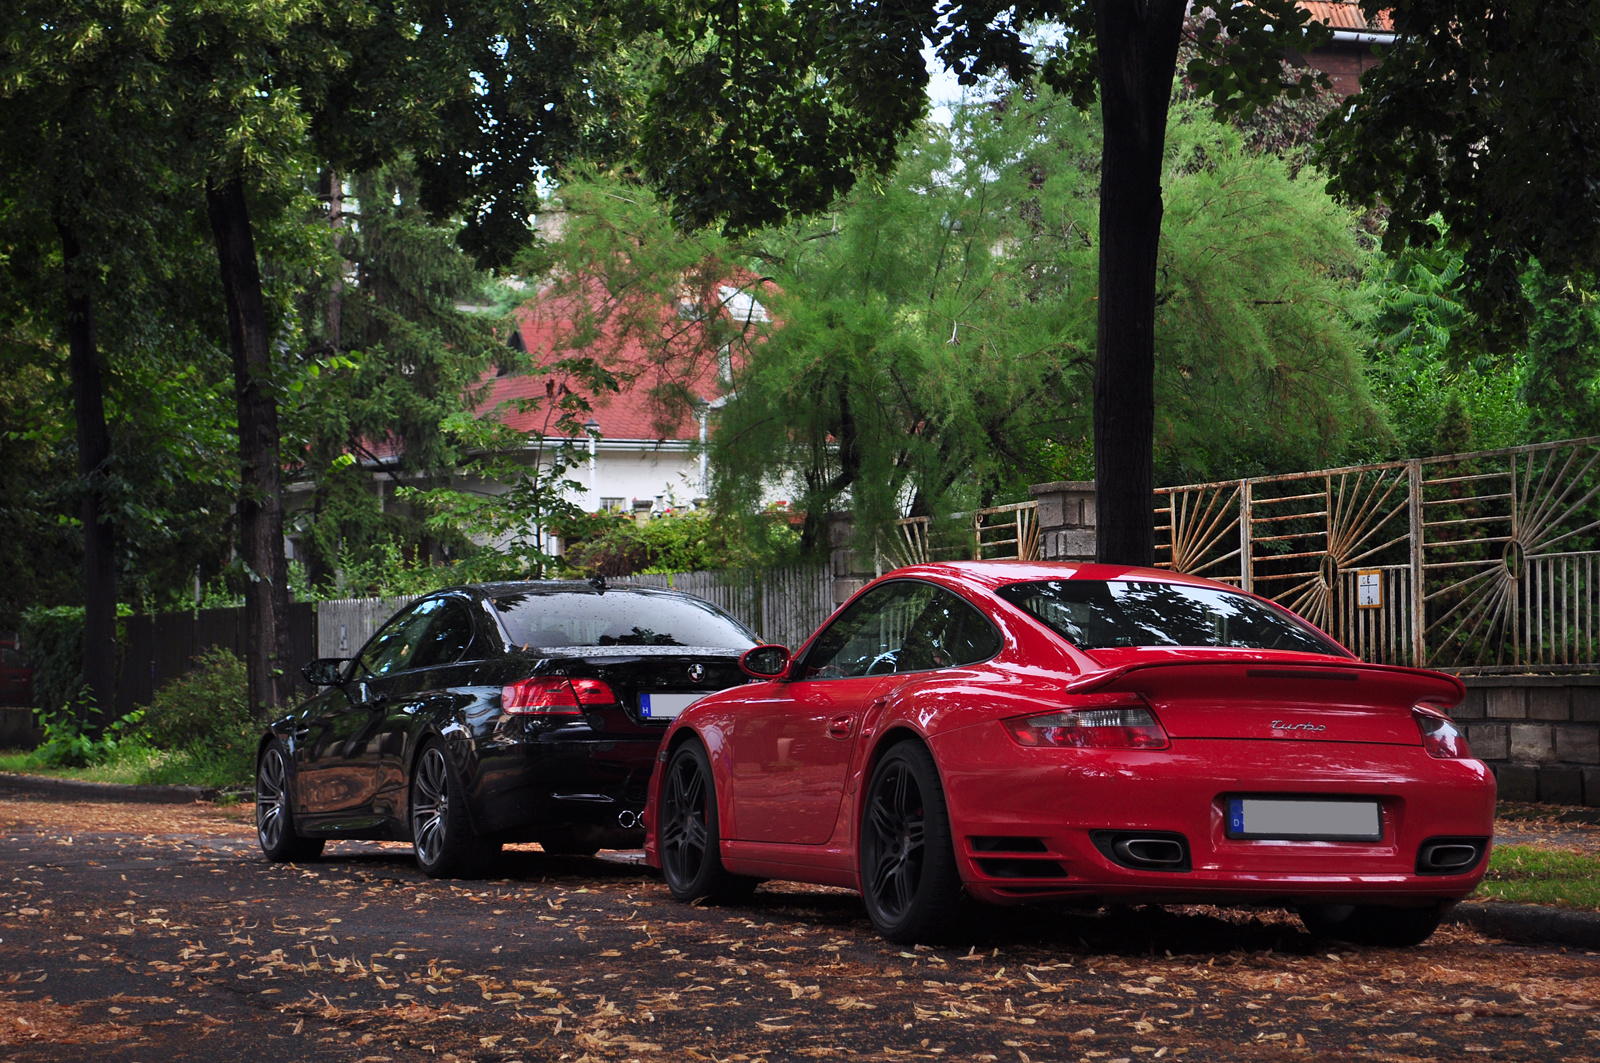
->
[1357,569,1382,609]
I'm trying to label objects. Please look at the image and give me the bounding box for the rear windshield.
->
[994,579,1340,654]
[492,591,758,650]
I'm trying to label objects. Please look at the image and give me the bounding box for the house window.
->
[718,285,769,324]
[599,497,626,513]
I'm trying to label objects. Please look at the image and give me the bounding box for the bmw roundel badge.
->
[687,663,705,682]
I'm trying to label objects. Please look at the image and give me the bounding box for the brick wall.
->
[1455,677,1600,805]
[1293,44,1386,97]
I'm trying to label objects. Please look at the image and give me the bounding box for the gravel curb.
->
[1448,902,1600,950]
[0,771,218,804]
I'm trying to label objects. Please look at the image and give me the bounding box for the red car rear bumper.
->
[930,724,1496,907]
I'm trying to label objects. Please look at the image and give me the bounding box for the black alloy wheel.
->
[255,740,324,862]
[859,740,962,944]
[411,739,495,878]
[1297,902,1447,947]
[659,740,757,904]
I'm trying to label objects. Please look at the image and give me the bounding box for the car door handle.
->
[828,714,854,739]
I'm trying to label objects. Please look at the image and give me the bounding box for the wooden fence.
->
[609,565,833,650]
[115,603,317,717]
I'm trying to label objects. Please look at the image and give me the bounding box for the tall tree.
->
[635,0,1332,565]
[531,88,1380,551]
[1319,0,1600,348]
[0,2,173,720]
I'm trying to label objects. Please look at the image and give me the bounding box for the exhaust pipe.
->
[1113,837,1188,868]
[1416,837,1486,874]
[1090,829,1192,872]
[617,810,640,829]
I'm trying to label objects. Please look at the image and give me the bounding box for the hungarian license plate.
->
[639,692,706,720]
[1226,797,1382,841]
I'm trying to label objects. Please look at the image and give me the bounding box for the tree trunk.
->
[1091,0,1186,567]
[206,176,294,717]
[58,222,117,728]
[305,169,346,593]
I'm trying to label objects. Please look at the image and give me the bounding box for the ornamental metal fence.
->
[890,501,1043,567]
[1155,437,1600,674]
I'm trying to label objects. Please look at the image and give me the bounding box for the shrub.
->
[142,647,252,753]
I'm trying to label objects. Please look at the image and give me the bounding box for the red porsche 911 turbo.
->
[643,562,1494,946]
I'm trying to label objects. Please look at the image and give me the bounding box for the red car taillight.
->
[501,677,617,715]
[1414,707,1472,758]
[1003,706,1170,750]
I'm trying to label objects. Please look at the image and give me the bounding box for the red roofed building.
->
[482,279,769,516]
[1291,2,1395,96]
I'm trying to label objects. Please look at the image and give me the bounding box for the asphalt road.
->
[1,796,1598,1063]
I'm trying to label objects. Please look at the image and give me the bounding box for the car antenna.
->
[588,574,607,592]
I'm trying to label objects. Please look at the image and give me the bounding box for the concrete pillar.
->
[828,512,867,606]
[1030,480,1096,561]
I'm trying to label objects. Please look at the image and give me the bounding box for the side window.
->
[409,599,476,669]
[801,581,1001,679]
[356,598,465,678]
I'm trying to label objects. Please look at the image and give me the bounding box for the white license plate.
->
[1226,798,1382,841]
[639,692,706,720]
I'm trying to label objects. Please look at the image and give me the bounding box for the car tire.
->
[1297,902,1447,947]
[859,740,963,945]
[255,739,325,863]
[658,739,758,904]
[410,738,493,878]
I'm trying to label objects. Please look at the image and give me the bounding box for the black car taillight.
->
[501,677,617,715]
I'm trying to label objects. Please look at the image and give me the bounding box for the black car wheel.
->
[411,739,493,878]
[659,740,757,903]
[1297,902,1447,947]
[859,741,962,944]
[256,740,324,863]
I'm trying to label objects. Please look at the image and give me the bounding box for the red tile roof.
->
[477,276,771,444]
[1297,2,1393,32]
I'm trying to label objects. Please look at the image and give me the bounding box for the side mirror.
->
[739,645,791,680]
[302,657,351,687]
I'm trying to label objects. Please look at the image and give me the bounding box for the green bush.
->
[563,508,803,577]
[18,603,133,715]
[142,647,253,755]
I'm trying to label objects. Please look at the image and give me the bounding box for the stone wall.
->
[1456,677,1600,805]
[1031,480,1096,562]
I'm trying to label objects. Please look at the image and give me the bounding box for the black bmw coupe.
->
[255,580,758,875]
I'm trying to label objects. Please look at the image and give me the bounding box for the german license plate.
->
[1226,797,1382,841]
[639,692,705,720]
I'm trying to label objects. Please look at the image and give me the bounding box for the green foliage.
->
[1318,0,1600,346]
[1359,239,1530,459]
[637,0,1332,234]
[1476,843,1600,911]
[564,509,803,577]
[534,83,1379,548]
[139,647,254,777]
[32,703,144,769]
[1151,103,1383,482]
[1521,262,1600,442]
[286,159,507,591]
[18,604,128,716]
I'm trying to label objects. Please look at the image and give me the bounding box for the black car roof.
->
[440,580,702,601]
